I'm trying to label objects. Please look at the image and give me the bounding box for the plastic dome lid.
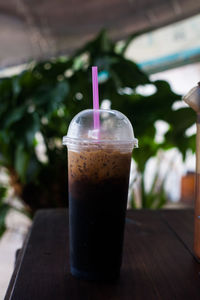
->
[63,109,138,148]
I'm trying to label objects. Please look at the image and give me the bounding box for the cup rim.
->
[62,136,138,148]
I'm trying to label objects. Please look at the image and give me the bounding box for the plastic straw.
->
[92,66,100,132]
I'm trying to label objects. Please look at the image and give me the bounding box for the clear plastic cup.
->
[63,109,138,281]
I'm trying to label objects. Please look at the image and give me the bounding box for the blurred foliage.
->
[0,185,10,237]
[0,30,196,220]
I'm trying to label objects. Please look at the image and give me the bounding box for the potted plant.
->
[0,31,196,236]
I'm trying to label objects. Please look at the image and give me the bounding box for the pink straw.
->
[92,66,100,132]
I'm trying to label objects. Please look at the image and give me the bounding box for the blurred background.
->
[1,0,200,297]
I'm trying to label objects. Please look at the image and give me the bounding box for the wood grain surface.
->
[5,209,200,300]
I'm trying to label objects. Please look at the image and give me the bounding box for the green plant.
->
[0,185,10,237]
[0,30,196,220]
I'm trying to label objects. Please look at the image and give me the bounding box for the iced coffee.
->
[63,109,138,280]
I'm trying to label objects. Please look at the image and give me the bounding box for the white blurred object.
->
[145,149,184,202]
[35,132,48,163]
[135,84,157,96]
[100,99,111,109]
[172,101,187,110]
[154,120,169,143]
[150,63,200,95]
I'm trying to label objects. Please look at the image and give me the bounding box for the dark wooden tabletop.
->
[5,209,200,300]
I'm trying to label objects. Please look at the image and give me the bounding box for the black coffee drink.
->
[68,147,132,280]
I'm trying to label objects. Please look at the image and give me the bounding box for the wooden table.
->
[5,209,200,300]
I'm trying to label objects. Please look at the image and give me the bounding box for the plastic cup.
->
[63,109,138,281]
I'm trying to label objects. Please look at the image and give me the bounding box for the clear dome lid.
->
[63,109,138,148]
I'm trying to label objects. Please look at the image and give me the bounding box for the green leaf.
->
[0,223,6,238]
[75,30,114,58]
[0,203,10,238]
[14,144,30,182]
[33,59,73,80]
[111,56,150,87]
[0,186,7,201]
[12,76,21,98]
[32,80,69,116]
[3,106,26,128]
